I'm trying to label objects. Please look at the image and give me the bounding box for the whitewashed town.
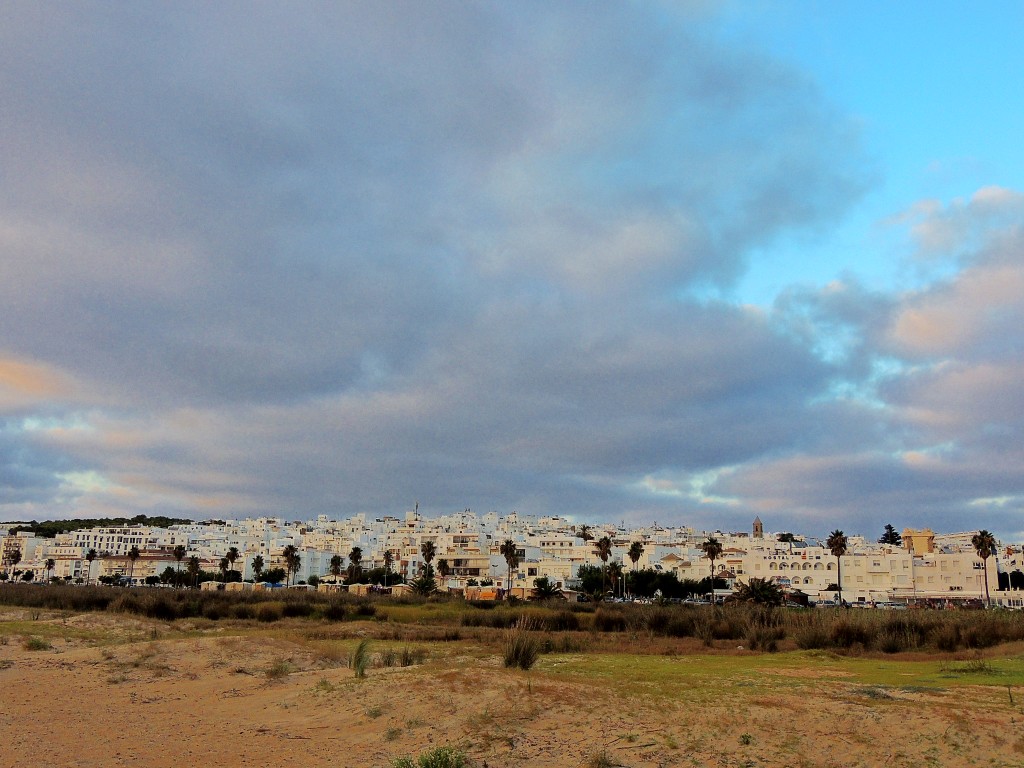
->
[3,509,1023,609]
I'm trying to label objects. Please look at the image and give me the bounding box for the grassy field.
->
[2,586,1024,766]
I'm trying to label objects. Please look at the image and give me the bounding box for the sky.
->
[2,1,1023,541]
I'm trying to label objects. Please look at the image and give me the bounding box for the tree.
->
[700,538,723,600]
[499,539,519,596]
[7,549,22,576]
[575,564,605,597]
[419,541,435,574]
[436,558,450,583]
[172,545,187,588]
[733,577,784,606]
[127,546,140,586]
[878,524,902,547]
[826,530,848,606]
[972,529,997,608]
[383,550,393,587]
[45,558,56,582]
[282,544,299,586]
[219,557,229,582]
[627,541,644,597]
[226,546,240,578]
[329,555,343,582]
[608,561,624,598]
[627,541,644,570]
[594,536,613,593]
[410,568,436,596]
[186,556,201,588]
[251,554,265,583]
[261,567,286,584]
[532,577,561,600]
[577,524,594,544]
[777,532,796,553]
[85,548,97,586]
[347,547,363,582]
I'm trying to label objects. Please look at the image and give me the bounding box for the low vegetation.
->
[2,583,1023,655]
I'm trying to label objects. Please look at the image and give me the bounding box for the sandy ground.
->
[2,609,1023,768]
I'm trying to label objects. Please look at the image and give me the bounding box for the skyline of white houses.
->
[1,510,1019,607]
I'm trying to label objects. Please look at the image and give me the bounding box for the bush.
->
[963,622,1001,649]
[147,597,179,621]
[592,608,627,632]
[503,617,540,671]
[350,639,371,678]
[745,625,784,652]
[322,602,347,621]
[666,613,697,638]
[393,746,471,768]
[830,618,871,649]
[282,600,314,618]
[931,623,960,651]
[794,625,830,650]
[256,602,283,623]
[546,610,580,632]
[22,636,51,651]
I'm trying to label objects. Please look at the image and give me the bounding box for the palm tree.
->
[577,524,594,544]
[595,536,613,594]
[532,576,561,600]
[733,577,784,606]
[826,530,848,606]
[186,556,201,588]
[127,546,140,586]
[347,547,363,582]
[419,540,436,574]
[282,544,299,586]
[85,548,97,585]
[45,558,56,582]
[608,561,624,598]
[701,538,723,600]
[972,530,997,608]
[382,550,393,587]
[172,545,187,588]
[329,555,343,583]
[436,558,450,584]
[8,549,22,578]
[226,546,240,579]
[499,539,519,596]
[627,541,644,597]
[251,554,265,583]
[218,557,229,582]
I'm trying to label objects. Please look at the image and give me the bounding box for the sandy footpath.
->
[1,610,1022,768]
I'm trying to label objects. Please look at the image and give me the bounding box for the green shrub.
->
[503,617,540,670]
[22,636,51,651]
[393,746,471,768]
[351,639,371,678]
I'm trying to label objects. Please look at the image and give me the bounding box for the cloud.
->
[29,4,1024,542]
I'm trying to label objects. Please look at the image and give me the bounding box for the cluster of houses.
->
[2,510,1023,608]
